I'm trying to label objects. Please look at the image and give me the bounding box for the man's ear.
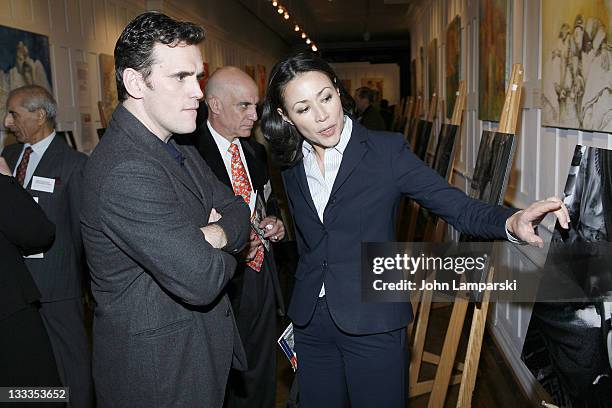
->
[122,68,146,99]
[35,108,46,125]
[277,108,294,125]
[207,96,222,115]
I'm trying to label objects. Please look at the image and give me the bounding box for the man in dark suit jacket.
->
[2,85,92,407]
[354,86,387,131]
[0,159,61,396]
[178,66,285,408]
[80,13,250,407]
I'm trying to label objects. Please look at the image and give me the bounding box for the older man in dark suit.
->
[2,85,92,407]
[178,66,285,408]
[80,12,250,407]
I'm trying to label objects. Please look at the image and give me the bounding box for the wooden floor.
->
[275,304,531,407]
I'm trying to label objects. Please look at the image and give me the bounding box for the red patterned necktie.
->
[228,143,264,272]
[15,146,33,187]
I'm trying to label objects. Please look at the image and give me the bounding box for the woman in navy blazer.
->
[261,53,569,408]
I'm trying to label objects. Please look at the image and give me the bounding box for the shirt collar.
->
[207,120,237,152]
[27,131,56,155]
[302,115,352,158]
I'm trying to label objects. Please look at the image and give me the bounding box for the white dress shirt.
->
[207,121,256,215]
[12,131,56,187]
[301,116,353,297]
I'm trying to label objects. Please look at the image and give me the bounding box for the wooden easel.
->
[403,97,416,140]
[408,64,524,407]
[423,80,467,242]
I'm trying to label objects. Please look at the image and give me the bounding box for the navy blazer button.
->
[323,261,328,268]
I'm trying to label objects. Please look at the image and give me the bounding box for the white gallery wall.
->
[0,0,287,153]
[331,61,401,106]
[408,0,611,402]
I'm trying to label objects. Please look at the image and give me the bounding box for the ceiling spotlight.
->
[294,24,300,31]
[311,44,318,52]
[306,38,311,44]
[272,0,278,6]
[284,12,290,19]
[277,7,284,14]
[301,32,307,39]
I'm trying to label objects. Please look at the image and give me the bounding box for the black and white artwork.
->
[523,145,612,407]
[468,130,515,205]
[432,124,459,179]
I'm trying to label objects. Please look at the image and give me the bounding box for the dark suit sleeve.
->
[0,175,55,253]
[68,155,87,263]
[99,159,243,306]
[390,136,517,239]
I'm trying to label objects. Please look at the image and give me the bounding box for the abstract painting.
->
[0,25,52,129]
[478,0,508,121]
[541,0,612,131]
[446,16,461,119]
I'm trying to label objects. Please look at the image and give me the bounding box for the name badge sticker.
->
[31,176,55,193]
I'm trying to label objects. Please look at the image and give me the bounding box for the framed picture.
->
[541,0,612,131]
[99,54,118,126]
[428,38,438,100]
[446,16,461,119]
[0,25,52,128]
[478,0,508,122]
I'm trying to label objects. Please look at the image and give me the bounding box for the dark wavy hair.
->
[261,53,354,167]
[114,11,204,101]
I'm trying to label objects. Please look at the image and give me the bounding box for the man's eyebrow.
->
[291,86,331,108]
[169,70,195,78]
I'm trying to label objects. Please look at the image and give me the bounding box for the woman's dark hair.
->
[114,12,204,102]
[261,52,354,167]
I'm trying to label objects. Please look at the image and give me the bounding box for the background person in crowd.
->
[354,86,387,131]
[0,157,62,401]
[178,66,285,408]
[260,52,570,408]
[379,99,393,131]
[1,85,92,407]
[80,12,250,407]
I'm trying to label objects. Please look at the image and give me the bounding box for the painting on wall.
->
[428,38,438,100]
[245,64,255,80]
[541,0,612,132]
[361,77,383,104]
[257,64,266,100]
[99,54,118,126]
[446,16,461,119]
[0,25,52,129]
[478,0,508,122]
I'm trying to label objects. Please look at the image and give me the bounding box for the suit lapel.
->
[330,121,368,196]
[240,139,265,193]
[28,136,64,188]
[197,124,232,188]
[290,162,319,220]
